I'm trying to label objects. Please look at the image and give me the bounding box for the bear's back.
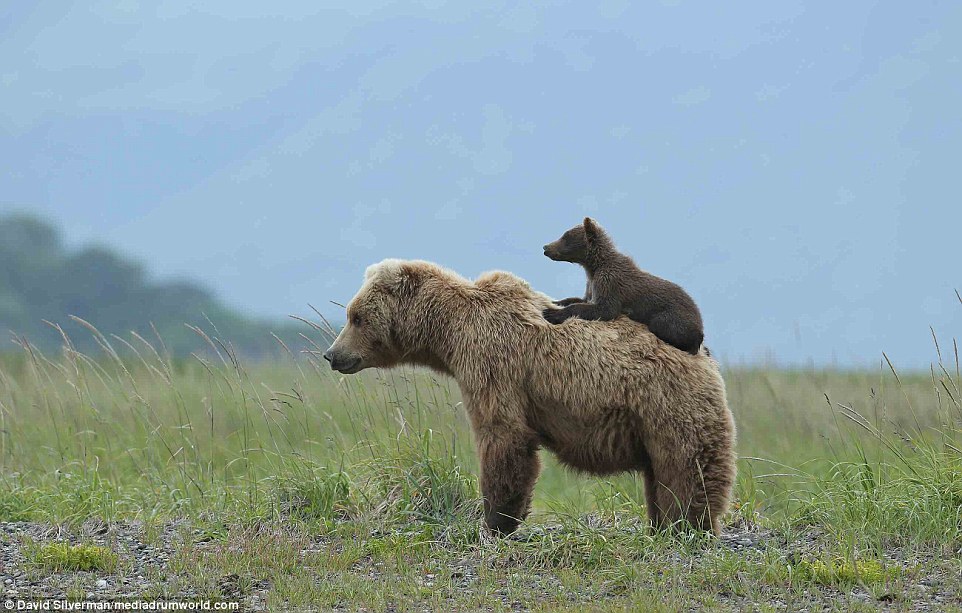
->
[474,270,555,314]
[524,316,725,420]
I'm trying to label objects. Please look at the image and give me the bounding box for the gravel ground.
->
[0,519,271,607]
[713,521,961,612]
[0,519,958,611]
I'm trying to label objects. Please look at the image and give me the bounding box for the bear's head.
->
[323,259,425,374]
[542,217,607,264]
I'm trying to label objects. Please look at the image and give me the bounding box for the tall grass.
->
[790,339,962,546]
[0,311,958,549]
[0,320,474,524]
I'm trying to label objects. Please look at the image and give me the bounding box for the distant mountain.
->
[0,214,321,358]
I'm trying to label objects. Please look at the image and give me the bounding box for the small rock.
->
[96,579,108,589]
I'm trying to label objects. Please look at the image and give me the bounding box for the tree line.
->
[0,213,314,358]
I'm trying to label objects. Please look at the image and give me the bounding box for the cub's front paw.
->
[542,308,568,324]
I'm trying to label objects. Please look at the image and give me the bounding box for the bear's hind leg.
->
[650,458,709,533]
[695,447,736,535]
[686,463,718,534]
[652,458,727,535]
[641,465,664,531]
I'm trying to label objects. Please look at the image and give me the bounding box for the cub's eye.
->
[351,314,364,327]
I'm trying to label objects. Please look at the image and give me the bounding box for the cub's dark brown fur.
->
[543,218,705,355]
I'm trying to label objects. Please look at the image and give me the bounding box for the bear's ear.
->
[384,262,425,297]
[365,259,402,281]
[365,259,422,297]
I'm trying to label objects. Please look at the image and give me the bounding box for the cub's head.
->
[323,259,426,374]
[543,217,606,263]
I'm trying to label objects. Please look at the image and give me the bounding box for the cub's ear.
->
[583,217,601,242]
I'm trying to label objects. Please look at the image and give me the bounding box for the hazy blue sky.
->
[1,1,960,367]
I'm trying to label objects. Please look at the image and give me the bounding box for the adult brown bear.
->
[324,259,736,535]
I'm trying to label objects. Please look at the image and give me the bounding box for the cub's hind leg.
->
[645,311,704,355]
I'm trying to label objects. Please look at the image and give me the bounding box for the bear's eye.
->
[351,314,364,328]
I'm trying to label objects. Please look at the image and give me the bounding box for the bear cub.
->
[543,217,705,355]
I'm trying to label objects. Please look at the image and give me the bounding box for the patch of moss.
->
[24,541,118,573]
[809,558,892,585]
[767,556,898,587]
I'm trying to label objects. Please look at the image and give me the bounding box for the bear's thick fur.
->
[324,259,736,535]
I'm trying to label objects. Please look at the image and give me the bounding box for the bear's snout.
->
[324,349,362,374]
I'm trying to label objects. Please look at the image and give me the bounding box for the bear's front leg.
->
[474,428,541,535]
[553,297,586,307]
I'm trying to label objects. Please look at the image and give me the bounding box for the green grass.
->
[0,319,960,609]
